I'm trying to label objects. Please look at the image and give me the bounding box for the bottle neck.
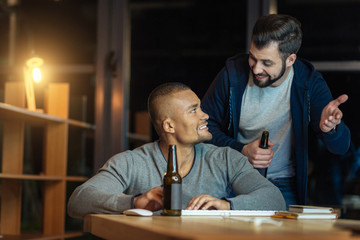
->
[260,131,269,149]
[167,145,178,173]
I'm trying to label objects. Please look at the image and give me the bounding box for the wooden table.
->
[84,214,360,240]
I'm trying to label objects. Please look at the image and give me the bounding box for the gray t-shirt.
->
[68,142,285,218]
[238,68,295,179]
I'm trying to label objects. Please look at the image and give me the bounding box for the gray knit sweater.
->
[68,142,285,218]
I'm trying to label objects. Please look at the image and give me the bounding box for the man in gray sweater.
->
[68,82,285,218]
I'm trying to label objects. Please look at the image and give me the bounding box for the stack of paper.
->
[272,205,337,219]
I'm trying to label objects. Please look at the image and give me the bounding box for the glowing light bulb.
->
[32,67,42,82]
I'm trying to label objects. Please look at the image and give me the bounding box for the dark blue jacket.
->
[202,53,351,204]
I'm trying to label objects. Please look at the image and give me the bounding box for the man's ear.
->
[286,53,297,67]
[162,118,175,134]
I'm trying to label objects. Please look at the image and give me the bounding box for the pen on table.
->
[271,214,296,219]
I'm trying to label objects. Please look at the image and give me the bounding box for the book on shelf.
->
[272,211,338,220]
[288,205,334,214]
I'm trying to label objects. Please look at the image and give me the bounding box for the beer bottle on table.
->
[162,145,182,216]
[259,131,269,177]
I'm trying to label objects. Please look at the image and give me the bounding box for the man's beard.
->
[253,60,286,88]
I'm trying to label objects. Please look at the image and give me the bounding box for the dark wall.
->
[130,0,246,115]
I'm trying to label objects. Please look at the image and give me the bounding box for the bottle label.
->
[163,184,182,210]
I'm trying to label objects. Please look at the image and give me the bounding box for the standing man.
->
[201,14,350,207]
[68,82,285,218]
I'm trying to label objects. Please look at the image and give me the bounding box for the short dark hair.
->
[252,14,302,58]
[147,82,190,122]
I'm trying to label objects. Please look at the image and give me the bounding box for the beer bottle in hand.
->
[259,131,269,149]
[259,131,269,177]
[162,145,182,216]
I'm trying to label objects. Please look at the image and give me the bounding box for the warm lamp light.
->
[26,57,43,82]
[32,67,42,82]
[24,56,44,111]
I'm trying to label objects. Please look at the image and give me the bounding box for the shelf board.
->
[0,173,88,182]
[0,102,95,130]
[68,118,96,130]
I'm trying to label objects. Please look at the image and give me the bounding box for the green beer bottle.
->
[259,131,269,177]
[162,145,182,216]
[259,131,269,149]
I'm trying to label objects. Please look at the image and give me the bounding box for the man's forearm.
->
[67,185,133,218]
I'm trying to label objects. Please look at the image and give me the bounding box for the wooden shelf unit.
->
[0,82,93,237]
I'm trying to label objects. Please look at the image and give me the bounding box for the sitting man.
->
[67,82,285,218]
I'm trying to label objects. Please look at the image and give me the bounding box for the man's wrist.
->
[222,197,233,210]
[131,193,142,208]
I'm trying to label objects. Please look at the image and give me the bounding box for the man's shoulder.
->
[222,53,250,86]
[196,143,249,170]
[225,53,249,68]
[293,58,322,80]
[294,57,314,70]
[99,142,160,177]
[111,142,159,160]
[196,143,239,155]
